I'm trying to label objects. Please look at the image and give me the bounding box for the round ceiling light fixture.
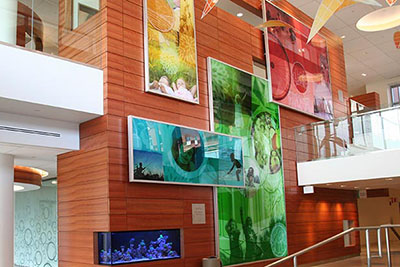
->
[14,185,25,192]
[357,5,400,32]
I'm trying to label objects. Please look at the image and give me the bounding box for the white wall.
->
[350,86,367,98]
[0,0,17,44]
[358,196,400,245]
[366,75,400,107]
[0,111,79,151]
[0,43,103,123]
[297,149,400,186]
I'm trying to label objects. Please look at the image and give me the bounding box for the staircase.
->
[266,225,400,267]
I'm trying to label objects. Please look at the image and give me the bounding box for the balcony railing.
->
[295,105,400,163]
[0,0,103,67]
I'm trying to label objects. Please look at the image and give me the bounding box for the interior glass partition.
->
[295,106,400,162]
[0,0,102,67]
[14,179,57,267]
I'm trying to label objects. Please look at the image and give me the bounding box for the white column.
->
[0,153,14,267]
[0,0,18,44]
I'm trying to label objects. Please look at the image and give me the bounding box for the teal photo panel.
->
[128,116,245,188]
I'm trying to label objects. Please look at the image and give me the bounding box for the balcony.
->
[0,0,103,65]
[0,0,103,123]
[0,0,104,166]
[295,105,400,189]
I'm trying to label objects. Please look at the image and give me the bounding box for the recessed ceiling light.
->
[51,180,57,185]
[386,178,393,181]
[354,187,359,189]
[14,185,24,192]
[326,184,331,186]
[341,35,346,39]
[236,12,243,17]
[362,73,367,77]
[366,187,370,189]
[357,6,400,32]
[340,185,346,188]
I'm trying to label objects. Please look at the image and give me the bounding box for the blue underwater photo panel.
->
[128,116,245,187]
[97,229,181,265]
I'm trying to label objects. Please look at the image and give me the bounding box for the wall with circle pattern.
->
[14,182,57,267]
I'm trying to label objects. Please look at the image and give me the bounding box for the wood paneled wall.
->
[57,0,359,266]
[351,92,381,110]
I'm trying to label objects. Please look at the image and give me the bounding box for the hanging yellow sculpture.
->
[308,0,382,43]
[256,20,294,30]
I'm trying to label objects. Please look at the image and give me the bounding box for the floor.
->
[311,253,400,266]
[309,241,400,267]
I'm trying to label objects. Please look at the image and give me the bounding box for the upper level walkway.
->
[296,105,400,190]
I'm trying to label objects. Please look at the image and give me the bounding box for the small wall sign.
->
[192,203,206,224]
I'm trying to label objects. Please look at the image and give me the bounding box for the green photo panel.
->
[208,58,288,265]
[128,116,245,187]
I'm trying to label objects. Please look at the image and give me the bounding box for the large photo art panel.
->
[208,58,288,266]
[264,1,333,120]
[128,116,245,187]
[144,0,199,103]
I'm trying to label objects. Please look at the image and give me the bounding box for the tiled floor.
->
[307,241,400,266]
[309,241,400,267]
[311,253,400,266]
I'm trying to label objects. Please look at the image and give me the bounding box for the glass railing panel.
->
[295,106,400,162]
[381,108,400,149]
[59,0,103,67]
[0,0,103,68]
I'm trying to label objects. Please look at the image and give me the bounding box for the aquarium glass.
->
[97,229,181,265]
[208,58,288,266]
[128,116,245,187]
[144,0,199,103]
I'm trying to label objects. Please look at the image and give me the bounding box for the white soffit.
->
[0,43,103,123]
[297,149,400,186]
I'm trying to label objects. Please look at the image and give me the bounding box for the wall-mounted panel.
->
[264,1,333,120]
[208,57,287,265]
[128,116,245,187]
[144,0,199,103]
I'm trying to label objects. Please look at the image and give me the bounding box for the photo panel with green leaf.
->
[208,58,288,266]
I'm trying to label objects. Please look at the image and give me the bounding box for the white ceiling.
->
[287,0,400,96]
[0,142,67,179]
[315,176,400,191]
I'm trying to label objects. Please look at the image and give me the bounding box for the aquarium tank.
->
[97,229,181,265]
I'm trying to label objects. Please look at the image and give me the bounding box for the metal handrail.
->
[296,105,400,131]
[266,224,400,267]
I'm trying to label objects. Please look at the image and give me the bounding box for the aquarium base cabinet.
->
[95,229,182,265]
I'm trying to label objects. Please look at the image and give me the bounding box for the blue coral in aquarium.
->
[98,229,181,265]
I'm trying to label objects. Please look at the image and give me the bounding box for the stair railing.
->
[266,224,400,267]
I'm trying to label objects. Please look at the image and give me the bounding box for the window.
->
[390,84,400,106]
[343,220,356,247]
[72,0,100,29]
[253,61,267,79]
